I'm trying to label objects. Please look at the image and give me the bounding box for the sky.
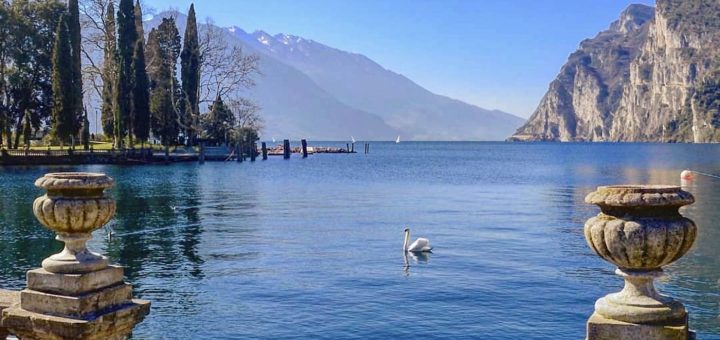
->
[144,0,656,118]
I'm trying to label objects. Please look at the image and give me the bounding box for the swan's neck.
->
[403,230,410,251]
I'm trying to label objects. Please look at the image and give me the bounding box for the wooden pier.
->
[0,140,358,166]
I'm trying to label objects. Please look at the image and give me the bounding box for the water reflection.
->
[1,143,720,338]
[402,251,430,277]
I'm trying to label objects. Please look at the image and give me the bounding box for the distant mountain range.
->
[144,12,524,141]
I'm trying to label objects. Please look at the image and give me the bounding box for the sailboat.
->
[351,136,356,143]
[395,135,400,144]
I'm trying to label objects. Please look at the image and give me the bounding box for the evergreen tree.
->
[132,0,150,147]
[180,3,200,146]
[101,1,116,138]
[114,0,137,148]
[147,19,181,154]
[202,96,235,143]
[22,111,31,149]
[5,1,66,148]
[51,15,75,145]
[81,108,90,150]
[68,0,82,139]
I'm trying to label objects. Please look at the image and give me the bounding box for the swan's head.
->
[404,228,409,233]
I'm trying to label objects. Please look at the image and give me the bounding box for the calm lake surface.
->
[0,142,719,339]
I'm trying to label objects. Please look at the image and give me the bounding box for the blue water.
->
[0,142,719,339]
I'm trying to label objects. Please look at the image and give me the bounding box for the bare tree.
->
[228,97,263,132]
[198,20,260,105]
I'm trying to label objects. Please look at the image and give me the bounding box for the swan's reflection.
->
[402,251,430,276]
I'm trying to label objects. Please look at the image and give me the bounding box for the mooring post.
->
[261,142,268,160]
[199,142,205,164]
[346,143,350,153]
[351,142,355,153]
[301,139,308,158]
[238,142,244,163]
[283,139,291,159]
[583,185,697,339]
[250,143,257,162]
[1,173,150,339]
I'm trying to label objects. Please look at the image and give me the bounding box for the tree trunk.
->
[13,117,22,149]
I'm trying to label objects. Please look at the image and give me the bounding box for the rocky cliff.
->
[510,0,720,142]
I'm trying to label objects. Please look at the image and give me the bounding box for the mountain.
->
[146,14,397,141]
[231,29,524,141]
[145,12,523,141]
[510,0,720,143]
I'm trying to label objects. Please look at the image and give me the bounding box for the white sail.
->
[395,135,400,143]
[351,136,356,143]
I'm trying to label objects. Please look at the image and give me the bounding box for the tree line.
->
[0,0,261,152]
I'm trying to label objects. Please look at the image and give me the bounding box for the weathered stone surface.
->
[585,185,694,208]
[35,172,114,191]
[584,184,697,338]
[587,313,690,340]
[2,299,150,340]
[1,172,151,339]
[584,216,696,270]
[0,290,19,340]
[20,284,132,319]
[32,172,116,274]
[27,266,124,296]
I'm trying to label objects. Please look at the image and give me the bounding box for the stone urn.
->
[32,172,115,274]
[584,185,697,325]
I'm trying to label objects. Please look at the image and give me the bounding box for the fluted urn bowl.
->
[584,185,696,271]
[32,172,115,235]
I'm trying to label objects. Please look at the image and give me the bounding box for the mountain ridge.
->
[146,11,523,141]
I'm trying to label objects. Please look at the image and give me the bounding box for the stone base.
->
[27,266,124,296]
[0,290,20,340]
[2,299,150,340]
[587,312,692,340]
[20,284,133,319]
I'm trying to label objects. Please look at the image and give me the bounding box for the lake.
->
[0,142,718,339]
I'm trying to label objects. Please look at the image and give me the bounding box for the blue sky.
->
[145,0,655,118]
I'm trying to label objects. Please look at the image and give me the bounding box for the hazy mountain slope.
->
[145,13,398,141]
[231,29,524,141]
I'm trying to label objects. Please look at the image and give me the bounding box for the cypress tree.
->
[180,3,200,146]
[114,0,137,149]
[101,1,116,138]
[147,19,181,154]
[132,0,150,147]
[51,15,75,145]
[22,112,31,149]
[68,0,82,139]
[81,108,90,150]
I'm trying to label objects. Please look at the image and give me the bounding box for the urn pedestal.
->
[1,173,150,340]
[583,185,696,340]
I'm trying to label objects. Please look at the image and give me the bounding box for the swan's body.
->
[403,228,432,253]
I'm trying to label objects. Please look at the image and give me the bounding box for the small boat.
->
[395,135,400,144]
[351,136,356,143]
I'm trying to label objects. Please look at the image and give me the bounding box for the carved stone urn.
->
[32,172,116,274]
[2,172,150,340]
[584,185,696,326]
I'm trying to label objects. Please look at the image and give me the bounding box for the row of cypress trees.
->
[50,0,84,148]
[47,1,203,151]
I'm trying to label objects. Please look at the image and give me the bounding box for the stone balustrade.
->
[0,172,150,340]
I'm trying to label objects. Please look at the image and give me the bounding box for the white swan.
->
[403,228,432,253]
